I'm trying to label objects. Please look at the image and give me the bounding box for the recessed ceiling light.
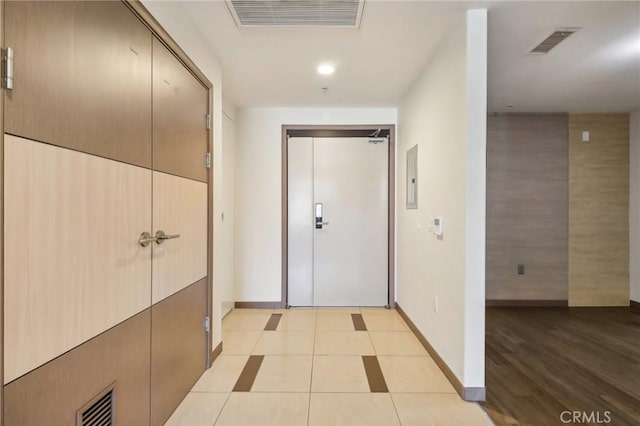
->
[317,64,335,75]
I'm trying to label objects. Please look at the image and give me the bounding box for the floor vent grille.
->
[226,0,364,28]
[77,386,115,426]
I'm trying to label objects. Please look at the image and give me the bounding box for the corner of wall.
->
[395,8,487,393]
[463,8,487,389]
[630,110,640,303]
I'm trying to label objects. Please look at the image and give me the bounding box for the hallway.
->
[165,308,493,425]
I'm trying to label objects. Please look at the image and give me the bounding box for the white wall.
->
[235,108,397,303]
[142,1,227,348]
[631,110,640,303]
[220,98,237,317]
[396,10,486,396]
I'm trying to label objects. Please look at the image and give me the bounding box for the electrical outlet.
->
[517,264,525,275]
[433,296,439,313]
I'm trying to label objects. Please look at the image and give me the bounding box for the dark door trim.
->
[281,124,396,308]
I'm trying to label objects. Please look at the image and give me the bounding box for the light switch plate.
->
[582,131,590,142]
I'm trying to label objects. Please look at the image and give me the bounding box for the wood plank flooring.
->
[483,307,640,425]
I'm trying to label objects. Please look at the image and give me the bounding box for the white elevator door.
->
[288,136,388,307]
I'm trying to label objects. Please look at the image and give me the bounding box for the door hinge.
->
[2,47,14,90]
[205,152,211,169]
[206,114,211,130]
[204,316,210,333]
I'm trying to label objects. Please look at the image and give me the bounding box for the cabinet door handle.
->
[155,230,180,244]
[138,231,157,247]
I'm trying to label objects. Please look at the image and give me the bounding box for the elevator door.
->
[288,137,388,307]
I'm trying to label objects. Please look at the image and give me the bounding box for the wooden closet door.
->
[152,37,209,182]
[150,36,210,426]
[3,2,154,422]
[3,134,153,383]
[4,1,152,167]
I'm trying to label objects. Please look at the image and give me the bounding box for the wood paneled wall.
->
[486,115,569,301]
[3,1,214,422]
[568,114,630,306]
[152,171,208,304]
[4,311,151,426]
[152,38,209,183]
[4,0,153,167]
[1,0,5,419]
[3,135,153,383]
[151,279,207,425]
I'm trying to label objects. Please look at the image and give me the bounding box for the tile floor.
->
[166,308,494,426]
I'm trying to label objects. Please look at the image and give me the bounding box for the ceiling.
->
[180,1,640,112]
[487,1,640,113]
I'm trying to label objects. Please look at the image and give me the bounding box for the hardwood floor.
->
[483,307,640,426]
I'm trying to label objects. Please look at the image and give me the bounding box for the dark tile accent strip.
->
[264,314,283,331]
[396,303,486,401]
[232,355,264,392]
[362,356,388,393]
[631,300,640,311]
[351,313,367,331]
[486,299,568,307]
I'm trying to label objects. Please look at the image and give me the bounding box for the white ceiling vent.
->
[529,28,579,54]
[226,0,365,28]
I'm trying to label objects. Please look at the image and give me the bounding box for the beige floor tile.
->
[308,393,400,426]
[311,355,370,392]
[228,308,274,315]
[191,356,249,392]
[277,313,317,331]
[274,307,317,314]
[252,355,313,392]
[223,313,272,331]
[215,393,309,426]
[378,356,456,393]
[314,331,375,355]
[391,393,494,426]
[368,331,427,356]
[316,312,357,331]
[360,312,409,331]
[221,331,262,355]
[359,307,396,313]
[165,392,229,426]
[253,331,315,355]
[316,307,361,313]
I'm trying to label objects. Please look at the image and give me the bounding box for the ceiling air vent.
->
[530,28,579,54]
[226,0,365,28]
[77,386,115,426]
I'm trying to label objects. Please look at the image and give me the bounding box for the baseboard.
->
[486,299,568,307]
[234,301,284,309]
[211,341,223,365]
[463,387,487,401]
[630,300,640,311]
[395,303,486,402]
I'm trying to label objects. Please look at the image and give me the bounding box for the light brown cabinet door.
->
[152,171,208,305]
[150,38,210,423]
[151,279,207,426]
[149,172,208,423]
[3,134,153,384]
[4,1,152,167]
[153,37,209,182]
